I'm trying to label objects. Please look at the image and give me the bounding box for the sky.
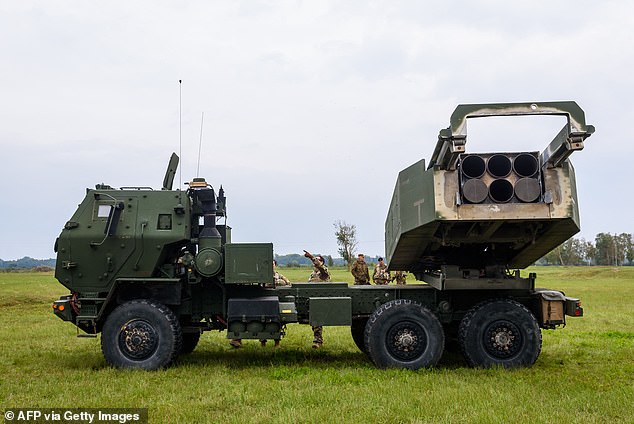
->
[1,0,632,260]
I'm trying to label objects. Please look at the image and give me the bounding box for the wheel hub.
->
[395,329,417,349]
[386,321,426,361]
[493,328,514,349]
[119,319,159,360]
[484,320,522,359]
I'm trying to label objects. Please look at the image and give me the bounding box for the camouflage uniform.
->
[393,270,407,285]
[274,271,291,287]
[373,262,391,285]
[308,258,331,283]
[308,257,331,346]
[351,258,370,285]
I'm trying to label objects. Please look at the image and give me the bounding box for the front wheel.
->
[364,299,444,369]
[101,300,182,370]
[459,299,542,368]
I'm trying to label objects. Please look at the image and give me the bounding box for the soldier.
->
[264,259,291,288]
[303,249,331,348]
[373,257,390,285]
[393,270,407,285]
[350,253,370,285]
[273,259,291,287]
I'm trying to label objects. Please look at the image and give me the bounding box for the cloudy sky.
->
[1,1,632,261]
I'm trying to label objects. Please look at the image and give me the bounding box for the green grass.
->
[1,267,633,423]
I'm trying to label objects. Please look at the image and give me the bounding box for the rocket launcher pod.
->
[386,101,594,274]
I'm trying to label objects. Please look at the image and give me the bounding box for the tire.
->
[180,332,201,355]
[459,299,542,368]
[351,317,368,354]
[101,300,182,370]
[364,299,444,369]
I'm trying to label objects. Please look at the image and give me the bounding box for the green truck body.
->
[53,101,591,370]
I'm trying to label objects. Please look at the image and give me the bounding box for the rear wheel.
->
[364,299,444,369]
[459,299,541,368]
[101,300,182,370]
[351,317,368,354]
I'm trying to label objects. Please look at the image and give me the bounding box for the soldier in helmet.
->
[373,257,390,285]
[303,249,331,348]
[351,253,370,285]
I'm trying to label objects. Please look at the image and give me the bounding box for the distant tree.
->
[584,239,597,265]
[595,233,618,265]
[616,233,633,265]
[334,220,358,271]
[325,255,334,267]
[593,233,634,266]
[562,238,594,265]
[625,234,634,264]
[561,238,591,265]
[542,237,591,265]
[594,233,611,265]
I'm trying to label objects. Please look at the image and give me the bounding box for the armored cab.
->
[53,153,276,350]
[386,102,594,286]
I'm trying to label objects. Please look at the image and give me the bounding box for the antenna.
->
[197,111,204,177]
[178,79,182,190]
[172,80,185,213]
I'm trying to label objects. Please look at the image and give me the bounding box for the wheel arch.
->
[93,278,184,328]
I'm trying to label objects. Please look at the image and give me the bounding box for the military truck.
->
[53,101,591,370]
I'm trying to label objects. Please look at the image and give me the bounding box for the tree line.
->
[539,233,634,266]
[0,257,56,270]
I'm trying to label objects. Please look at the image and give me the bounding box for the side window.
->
[97,204,112,218]
[93,201,125,222]
[157,214,172,230]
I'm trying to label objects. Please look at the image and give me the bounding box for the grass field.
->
[0,267,633,423]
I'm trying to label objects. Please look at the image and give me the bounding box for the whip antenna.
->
[197,111,204,177]
[178,79,182,190]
